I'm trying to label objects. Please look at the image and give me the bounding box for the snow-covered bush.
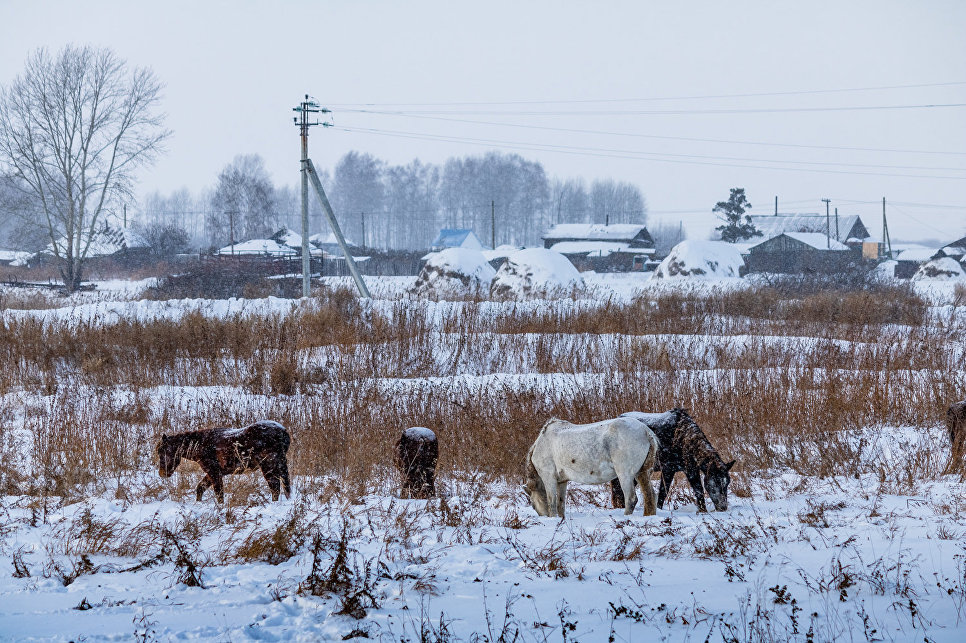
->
[411,248,496,299]
[489,248,583,299]
[652,240,744,279]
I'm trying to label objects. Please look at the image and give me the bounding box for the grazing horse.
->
[611,409,734,513]
[395,427,439,499]
[157,420,292,503]
[525,416,658,518]
[945,400,966,476]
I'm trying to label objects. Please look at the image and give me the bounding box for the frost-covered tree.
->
[329,151,384,246]
[549,178,589,225]
[713,187,761,243]
[0,45,169,290]
[207,154,278,247]
[589,179,647,225]
[385,159,439,249]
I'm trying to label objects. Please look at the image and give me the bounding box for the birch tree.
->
[0,45,169,291]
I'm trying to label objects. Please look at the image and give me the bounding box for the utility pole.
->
[227,210,237,256]
[361,212,366,249]
[774,196,778,216]
[293,95,325,297]
[123,203,127,228]
[305,158,370,297]
[822,198,831,249]
[491,200,495,250]
[834,207,840,242]
[882,197,892,259]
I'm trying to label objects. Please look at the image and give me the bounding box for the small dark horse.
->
[157,420,292,503]
[944,400,966,476]
[611,409,735,512]
[395,427,438,499]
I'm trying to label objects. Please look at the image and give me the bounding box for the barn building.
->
[744,233,858,274]
[541,223,655,271]
[748,213,880,259]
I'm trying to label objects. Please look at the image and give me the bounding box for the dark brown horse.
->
[157,420,292,503]
[611,409,734,513]
[945,400,966,476]
[395,427,438,499]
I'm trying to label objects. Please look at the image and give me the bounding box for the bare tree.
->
[206,154,278,248]
[0,45,169,290]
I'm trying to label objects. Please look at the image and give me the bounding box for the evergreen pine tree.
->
[714,188,762,243]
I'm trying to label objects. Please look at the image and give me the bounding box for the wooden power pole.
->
[822,198,831,248]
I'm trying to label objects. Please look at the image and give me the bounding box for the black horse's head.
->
[704,459,735,511]
[157,435,182,478]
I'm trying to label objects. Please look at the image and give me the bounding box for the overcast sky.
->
[2,0,965,243]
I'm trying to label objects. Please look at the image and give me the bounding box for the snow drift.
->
[912,256,965,281]
[489,248,583,299]
[652,240,745,279]
[411,248,496,298]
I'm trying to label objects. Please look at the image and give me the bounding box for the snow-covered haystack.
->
[411,248,496,298]
[912,257,965,281]
[489,248,584,299]
[652,240,744,279]
[872,259,897,280]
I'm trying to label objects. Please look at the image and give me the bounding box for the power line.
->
[335,126,966,180]
[329,81,966,107]
[346,103,966,117]
[339,110,966,156]
[338,125,966,173]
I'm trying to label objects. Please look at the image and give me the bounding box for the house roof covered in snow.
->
[217,239,298,256]
[749,214,869,241]
[542,223,651,244]
[550,241,655,257]
[749,232,850,252]
[271,227,302,248]
[430,229,485,251]
[0,250,31,264]
[896,248,940,263]
[42,225,150,258]
[310,232,358,248]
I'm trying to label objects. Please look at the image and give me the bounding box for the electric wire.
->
[337,125,966,173]
[334,126,966,180]
[328,81,966,107]
[336,110,966,156]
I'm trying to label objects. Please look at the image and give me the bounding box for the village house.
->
[429,229,487,252]
[748,213,880,259]
[744,232,857,274]
[541,223,655,271]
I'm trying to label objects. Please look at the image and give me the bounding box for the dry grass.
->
[0,281,960,502]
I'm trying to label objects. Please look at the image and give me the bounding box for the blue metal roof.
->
[430,229,481,249]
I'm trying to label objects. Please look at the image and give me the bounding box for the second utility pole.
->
[822,198,831,249]
[295,95,322,298]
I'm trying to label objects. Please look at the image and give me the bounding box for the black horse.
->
[395,427,438,499]
[611,409,734,512]
[157,420,292,503]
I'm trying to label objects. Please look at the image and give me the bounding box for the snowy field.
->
[0,272,963,642]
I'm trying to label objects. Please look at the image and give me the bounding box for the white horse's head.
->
[524,446,550,516]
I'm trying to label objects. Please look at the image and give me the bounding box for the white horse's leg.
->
[541,471,559,518]
[617,471,638,515]
[637,438,658,516]
[556,481,568,518]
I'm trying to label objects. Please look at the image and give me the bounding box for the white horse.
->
[524,416,658,518]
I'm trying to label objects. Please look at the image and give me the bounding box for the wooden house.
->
[744,233,858,274]
[541,223,655,272]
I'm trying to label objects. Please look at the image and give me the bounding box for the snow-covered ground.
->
[2,464,964,642]
[0,272,963,641]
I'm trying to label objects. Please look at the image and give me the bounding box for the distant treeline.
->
[137,151,649,251]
